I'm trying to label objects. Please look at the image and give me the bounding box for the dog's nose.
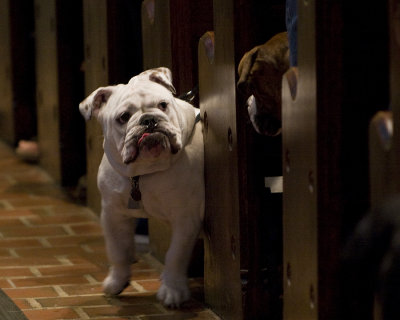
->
[140,116,158,130]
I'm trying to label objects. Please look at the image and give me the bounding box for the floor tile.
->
[0,141,216,320]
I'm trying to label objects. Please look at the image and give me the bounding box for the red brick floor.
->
[0,141,219,320]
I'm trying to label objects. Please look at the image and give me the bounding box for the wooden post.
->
[199,0,286,318]
[199,11,243,318]
[282,0,388,319]
[0,0,36,145]
[0,0,13,144]
[141,0,172,70]
[369,111,394,206]
[34,0,85,186]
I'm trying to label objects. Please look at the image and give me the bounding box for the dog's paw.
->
[157,282,190,308]
[102,267,130,296]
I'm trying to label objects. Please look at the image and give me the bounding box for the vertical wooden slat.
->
[82,0,109,214]
[0,0,14,144]
[369,111,394,206]
[199,0,286,318]
[8,0,37,144]
[282,0,389,319]
[35,0,85,186]
[10,0,37,143]
[282,0,318,313]
[199,1,242,318]
[35,0,61,181]
[141,0,172,70]
[0,0,39,146]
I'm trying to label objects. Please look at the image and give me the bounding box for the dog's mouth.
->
[138,132,151,146]
[122,126,180,164]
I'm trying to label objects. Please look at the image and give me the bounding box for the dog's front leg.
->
[101,206,137,295]
[157,215,202,307]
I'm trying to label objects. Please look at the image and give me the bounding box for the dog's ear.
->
[79,87,113,120]
[237,46,260,95]
[149,68,176,94]
[133,67,176,95]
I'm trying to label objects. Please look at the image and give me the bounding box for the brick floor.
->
[0,141,220,320]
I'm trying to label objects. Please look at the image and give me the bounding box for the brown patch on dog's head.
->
[132,67,176,95]
[148,70,176,94]
[237,32,290,135]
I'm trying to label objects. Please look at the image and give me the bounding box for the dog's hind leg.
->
[157,214,202,307]
[101,207,137,295]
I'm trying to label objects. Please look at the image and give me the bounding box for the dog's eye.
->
[117,112,131,125]
[158,101,168,111]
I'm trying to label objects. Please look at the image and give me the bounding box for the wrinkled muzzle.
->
[122,115,182,164]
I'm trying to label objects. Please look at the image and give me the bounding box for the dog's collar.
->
[178,85,198,103]
[179,86,201,124]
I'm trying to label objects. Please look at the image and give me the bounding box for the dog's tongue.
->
[138,133,151,146]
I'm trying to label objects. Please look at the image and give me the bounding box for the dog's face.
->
[79,68,196,177]
[237,32,289,136]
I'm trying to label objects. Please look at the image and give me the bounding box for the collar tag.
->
[130,176,141,201]
[128,176,141,209]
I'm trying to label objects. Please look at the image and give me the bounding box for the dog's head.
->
[79,67,197,177]
[237,32,289,136]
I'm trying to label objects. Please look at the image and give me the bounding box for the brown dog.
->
[237,32,289,136]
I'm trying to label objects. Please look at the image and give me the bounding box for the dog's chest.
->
[139,170,183,219]
[126,124,203,220]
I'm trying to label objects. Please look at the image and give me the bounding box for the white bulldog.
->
[79,67,204,307]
